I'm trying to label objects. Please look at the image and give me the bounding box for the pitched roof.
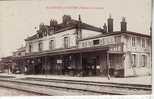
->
[79,31,151,41]
[25,19,104,41]
[25,34,38,41]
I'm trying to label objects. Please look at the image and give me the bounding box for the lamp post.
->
[107,52,110,80]
[7,63,9,75]
[8,59,12,75]
[44,56,47,77]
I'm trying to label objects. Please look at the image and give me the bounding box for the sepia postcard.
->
[0,0,153,99]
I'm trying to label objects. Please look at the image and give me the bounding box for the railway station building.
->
[13,15,151,77]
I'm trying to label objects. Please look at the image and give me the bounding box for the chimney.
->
[107,14,113,32]
[62,15,71,24]
[78,14,81,22]
[103,23,107,33]
[121,17,127,32]
[50,19,57,26]
[77,14,82,39]
[39,22,44,30]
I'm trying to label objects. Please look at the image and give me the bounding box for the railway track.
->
[24,77,152,90]
[0,79,56,95]
[0,77,151,95]
[0,78,111,95]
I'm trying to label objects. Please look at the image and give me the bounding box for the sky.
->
[0,0,152,58]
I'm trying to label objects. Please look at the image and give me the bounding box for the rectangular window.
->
[93,39,99,45]
[29,44,32,52]
[141,55,147,67]
[82,42,87,47]
[115,36,121,43]
[132,37,136,46]
[147,39,150,47]
[49,40,54,50]
[85,42,87,47]
[101,38,104,45]
[141,38,145,48]
[88,41,91,47]
[38,41,43,51]
[64,37,69,48]
[137,37,141,46]
[132,54,136,67]
[82,42,85,47]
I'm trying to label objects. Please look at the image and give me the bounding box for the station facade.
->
[13,15,151,77]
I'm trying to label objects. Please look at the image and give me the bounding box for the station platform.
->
[0,73,152,85]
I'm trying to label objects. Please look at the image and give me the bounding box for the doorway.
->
[83,56,98,76]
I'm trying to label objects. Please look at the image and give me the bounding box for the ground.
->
[0,87,37,96]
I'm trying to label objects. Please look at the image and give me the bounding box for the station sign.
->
[57,59,62,63]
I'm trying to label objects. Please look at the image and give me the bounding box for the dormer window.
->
[93,39,100,45]
[38,31,43,38]
[44,31,47,36]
